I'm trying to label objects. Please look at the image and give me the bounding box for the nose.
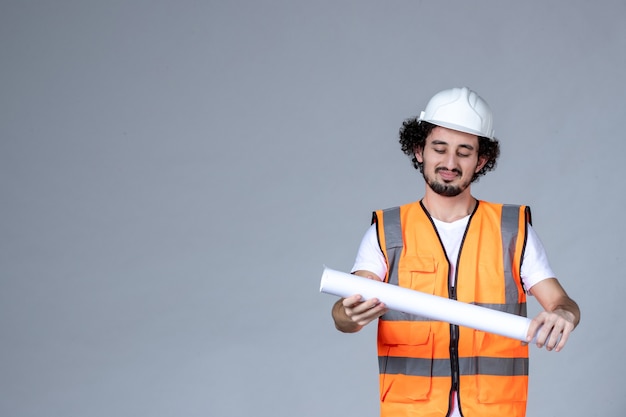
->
[442,152,459,169]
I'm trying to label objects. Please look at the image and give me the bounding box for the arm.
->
[331,270,389,333]
[526,277,580,352]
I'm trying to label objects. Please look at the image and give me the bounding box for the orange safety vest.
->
[373,200,530,417]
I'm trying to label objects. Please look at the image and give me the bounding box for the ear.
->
[415,146,424,163]
[475,155,488,173]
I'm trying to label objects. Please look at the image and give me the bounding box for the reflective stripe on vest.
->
[379,356,529,377]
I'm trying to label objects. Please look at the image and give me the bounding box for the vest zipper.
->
[449,286,460,392]
[451,204,477,417]
[419,200,478,417]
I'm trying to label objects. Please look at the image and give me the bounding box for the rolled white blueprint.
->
[320,267,536,342]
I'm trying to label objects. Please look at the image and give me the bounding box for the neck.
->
[421,189,477,223]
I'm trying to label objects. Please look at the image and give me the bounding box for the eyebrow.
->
[430,140,476,151]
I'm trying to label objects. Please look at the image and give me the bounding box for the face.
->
[415,126,487,197]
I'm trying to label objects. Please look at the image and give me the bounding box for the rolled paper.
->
[320,266,537,342]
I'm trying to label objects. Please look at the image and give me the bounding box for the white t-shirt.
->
[351,215,555,417]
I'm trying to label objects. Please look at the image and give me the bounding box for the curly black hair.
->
[398,118,500,182]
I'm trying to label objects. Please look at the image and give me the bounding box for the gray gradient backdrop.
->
[1,1,624,416]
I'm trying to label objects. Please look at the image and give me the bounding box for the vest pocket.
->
[379,322,433,402]
[398,255,437,294]
[472,331,528,403]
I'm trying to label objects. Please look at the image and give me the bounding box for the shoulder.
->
[372,200,421,221]
[375,200,420,212]
[477,200,531,215]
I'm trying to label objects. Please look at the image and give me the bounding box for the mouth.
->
[436,168,461,181]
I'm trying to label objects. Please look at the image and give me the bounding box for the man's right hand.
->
[331,270,388,333]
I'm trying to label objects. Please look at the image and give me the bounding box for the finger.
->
[342,294,363,308]
[351,298,383,314]
[554,326,573,352]
[527,311,552,343]
[526,321,541,343]
[535,325,554,348]
[352,300,386,319]
[545,327,562,351]
[352,302,387,325]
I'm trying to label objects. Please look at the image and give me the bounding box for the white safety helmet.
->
[418,87,495,140]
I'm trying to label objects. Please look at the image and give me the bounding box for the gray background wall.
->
[1,1,624,416]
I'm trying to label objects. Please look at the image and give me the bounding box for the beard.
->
[422,168,471,197]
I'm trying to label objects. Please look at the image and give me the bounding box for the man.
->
[331,87,580,417]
